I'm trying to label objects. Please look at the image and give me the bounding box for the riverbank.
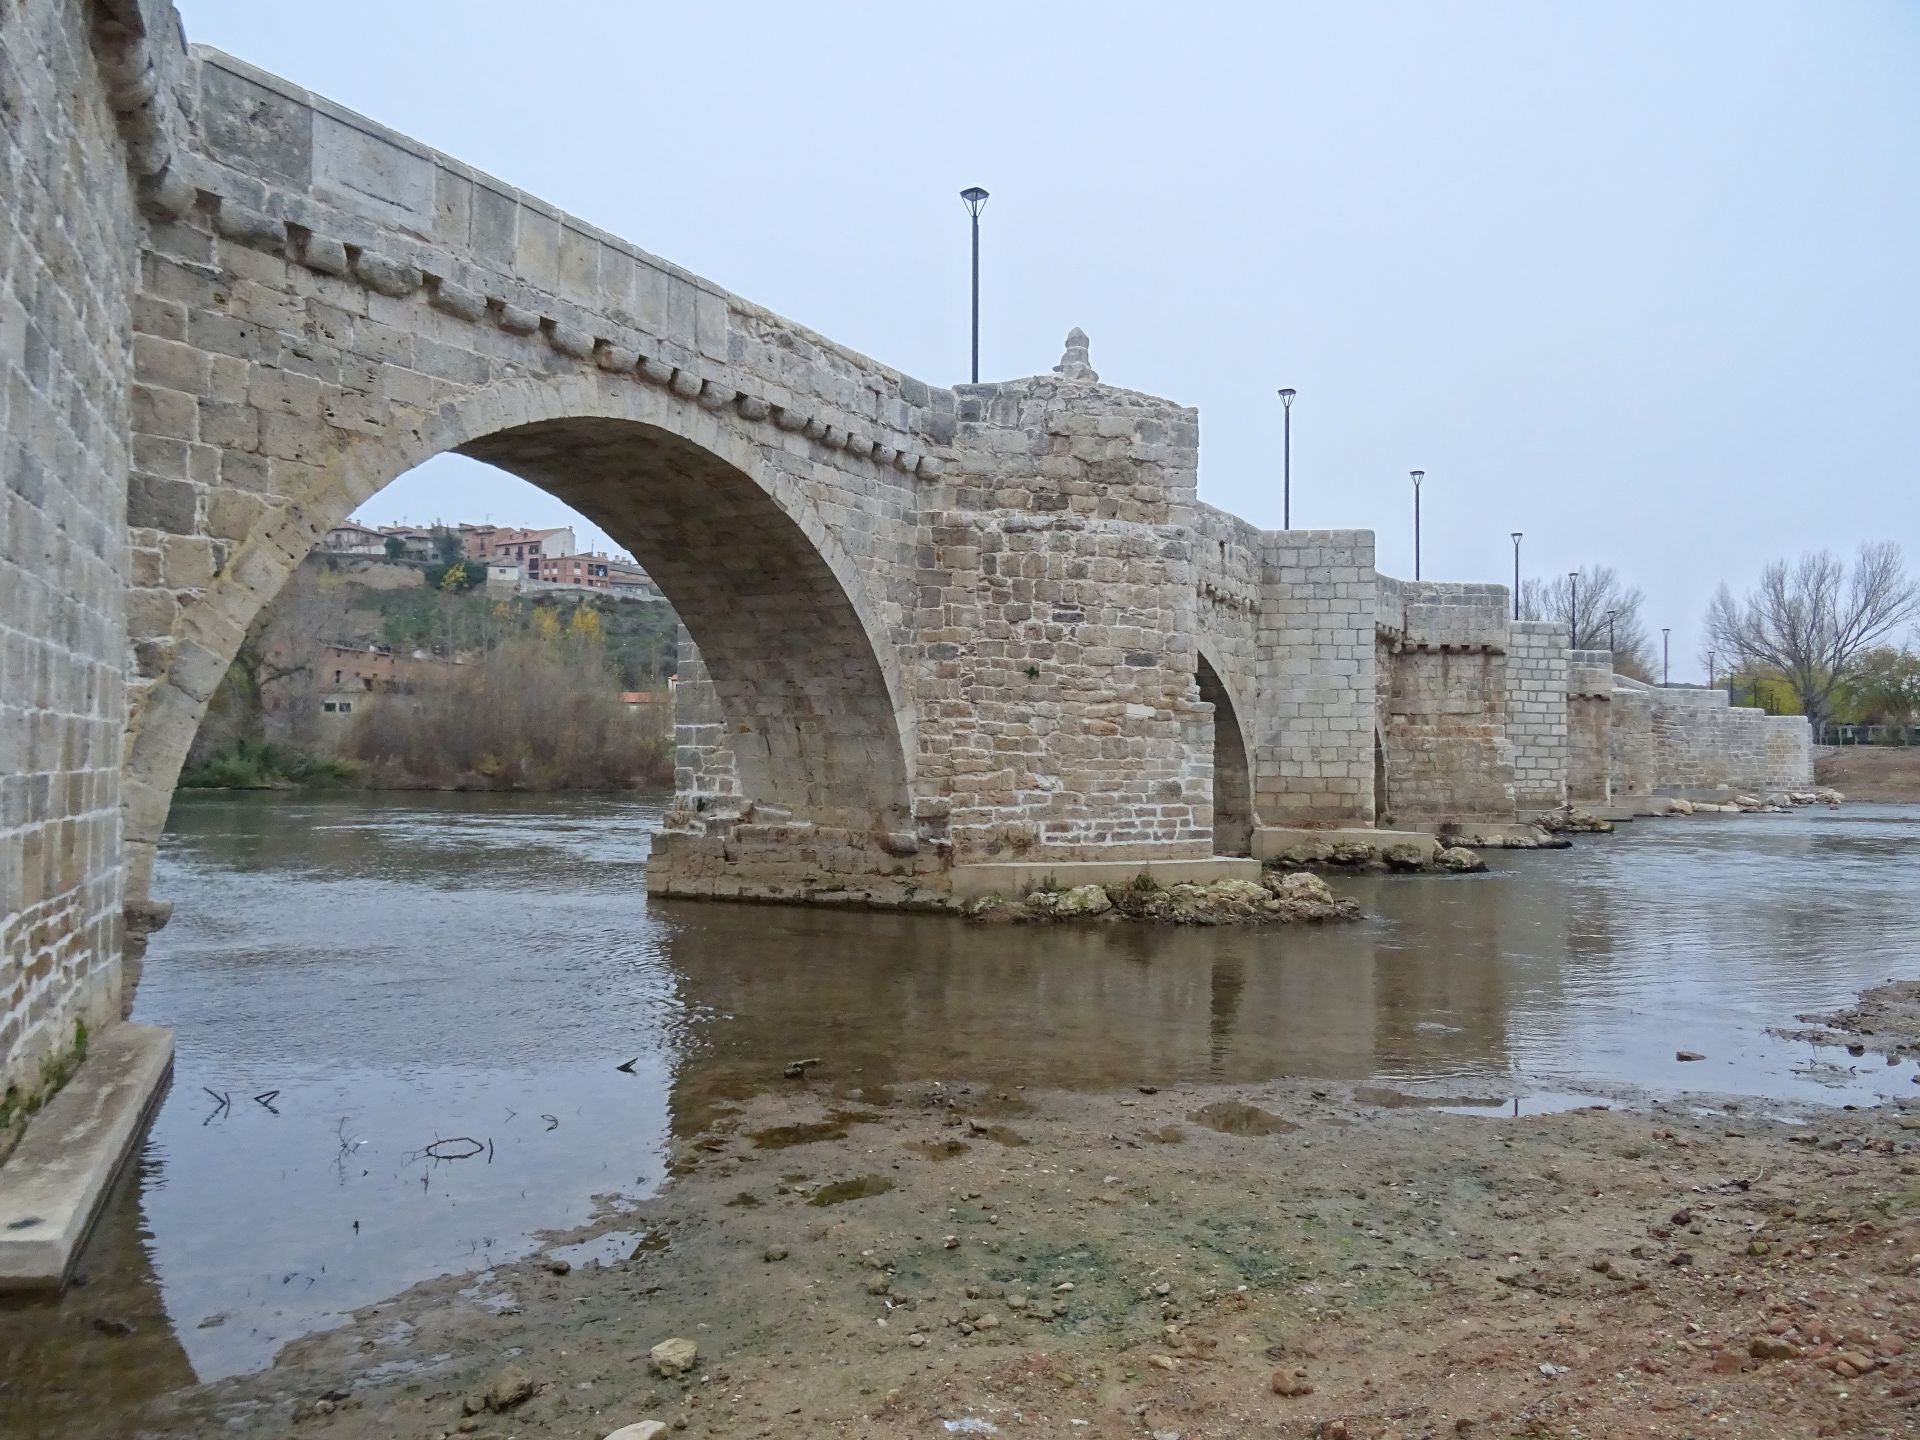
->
[98,1048,1920,1440]
[1816,747,1920,803]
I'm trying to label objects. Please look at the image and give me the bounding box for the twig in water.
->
[542,1114,559,1131]
[615,1057,638,1074]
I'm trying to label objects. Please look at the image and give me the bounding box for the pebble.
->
[1676,1051,1705,1062]
[1270,1369,1314,1397]
[547,1259,571,1275]
[764,1246,788,1262]
[603,1424,670,1440]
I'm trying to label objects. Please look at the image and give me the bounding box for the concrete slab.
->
[948,857,1261,900]
[1251,827,1438,863]
[0,1023,173,1292]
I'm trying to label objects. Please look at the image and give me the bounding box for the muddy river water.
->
[2,793,1916,1425]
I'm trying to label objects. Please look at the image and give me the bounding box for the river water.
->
[3,793,1917,1425]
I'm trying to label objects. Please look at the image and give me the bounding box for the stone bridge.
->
[1,0,1813,1103]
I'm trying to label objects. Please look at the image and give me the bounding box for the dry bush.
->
[350,631,671,789]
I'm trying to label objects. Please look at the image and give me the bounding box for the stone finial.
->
[1053,327,1099,382]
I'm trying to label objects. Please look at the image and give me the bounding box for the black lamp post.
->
[1509,532,1523,619]
[1568,570,1580,648]
[959,187,989,383]
[1605,608,1616,655]
[1662,628,1671,684]
[1278,389,1297,528]
[1411,471,1425,579]
[1708,651,1716,687]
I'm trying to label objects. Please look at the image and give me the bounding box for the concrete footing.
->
[1250,827,1439,863]
[0,1022,173,1292]
[947,856,1261,900]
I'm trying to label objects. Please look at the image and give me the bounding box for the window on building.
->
[338,701,352,713]
[322,700,336,712]
[334,669,343,683]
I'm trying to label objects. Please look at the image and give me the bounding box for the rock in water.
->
[1382,841,1427,871]
[650,1337,699,1376]
[1435,845,1486,873]
[1051,883,1112,916]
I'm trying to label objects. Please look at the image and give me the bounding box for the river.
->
[3,792,1917,1426]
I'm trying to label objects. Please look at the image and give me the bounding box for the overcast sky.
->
[177,0,1918,678]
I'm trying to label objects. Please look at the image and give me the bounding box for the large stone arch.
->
[1195,649,1256,857]
[120,372,917,901]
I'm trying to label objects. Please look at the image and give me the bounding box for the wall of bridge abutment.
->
[0,0,173,1097]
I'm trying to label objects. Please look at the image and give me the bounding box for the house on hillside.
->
[320,521,386,556]
[607,558,662,598]
[472,526,575,566]
[377,525,455,561]
[525,552,613,589]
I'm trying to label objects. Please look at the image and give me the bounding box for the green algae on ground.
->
[807,1175,895,1206]
[1188,1100,1297,1136]
[748,1109,883,1149]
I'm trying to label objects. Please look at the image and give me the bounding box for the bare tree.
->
[1518,565,1653,678]
[1703,542,1920,735]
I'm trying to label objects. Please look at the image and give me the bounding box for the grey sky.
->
[176,0,1919,677]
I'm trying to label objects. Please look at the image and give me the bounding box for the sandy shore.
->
[1815,748,1920,804]
[94,1033,1920,1440]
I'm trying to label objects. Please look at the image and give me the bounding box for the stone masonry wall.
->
[1644,685,1814,794]
[1254,531,1377,827]
[0,0,151,1091]
[1507,621,1568,813]
[1378,582,1515,823]
[669,628,737,809]
[915,371,1213,863]
[1609,683,1656,798]
[1566,649,1613,805]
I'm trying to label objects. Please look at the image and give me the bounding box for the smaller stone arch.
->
[1196,652,1255,857]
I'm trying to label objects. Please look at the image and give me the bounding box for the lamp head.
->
[1511,531,1523,544]
[1410,469,1424,485]
[960,186,989,216]
[1277,387,1296,408]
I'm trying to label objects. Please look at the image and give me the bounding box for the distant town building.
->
[376,525,451,561]
[525,552,613,589]
[472,526,575,566]
[321,521,387,556]
[312,642,455,736]
[606,558,661,598]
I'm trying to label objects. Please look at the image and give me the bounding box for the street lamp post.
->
[1509,533,1523,620]
[1662,628,1671,685]
[1410,471,1424,579]
[1708,651,1716,687]
[1605,608,1616,655]
[959,187,989,383]
[1568,571,1580,648]
[1278,389,1297,528]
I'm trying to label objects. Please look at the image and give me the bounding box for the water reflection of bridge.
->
[655,864,1601,1137]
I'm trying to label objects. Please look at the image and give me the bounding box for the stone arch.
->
[1195,651,1255,857]
[120,372,917,900]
